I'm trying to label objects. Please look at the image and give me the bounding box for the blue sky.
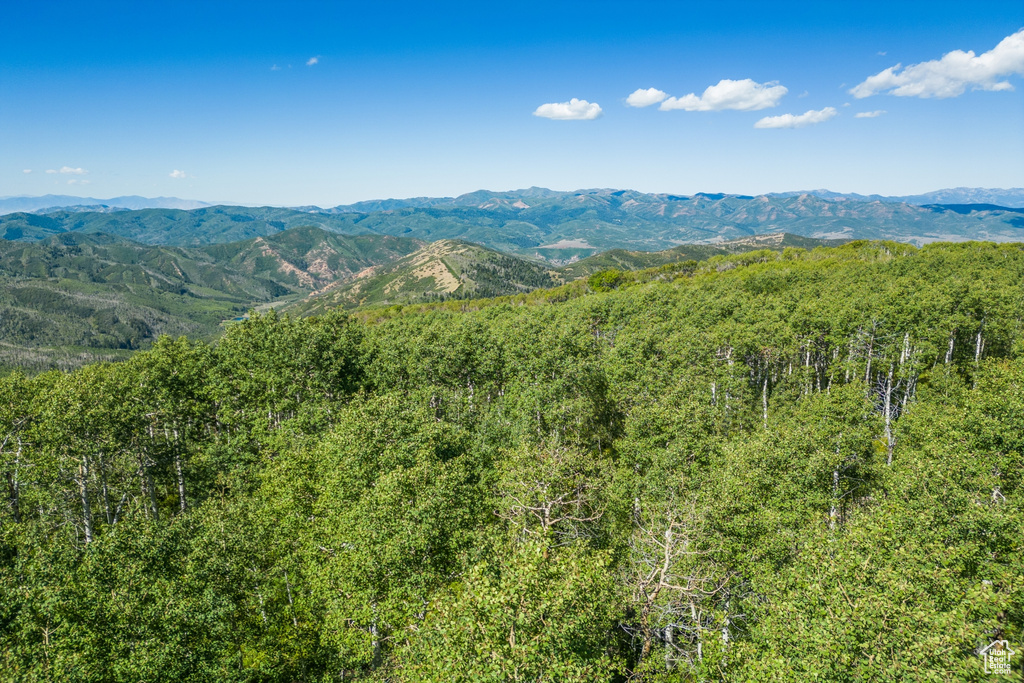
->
[2,1,1022,206]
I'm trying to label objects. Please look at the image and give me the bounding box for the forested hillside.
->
[0,229,420,372]
[0,230,827,372]
[554,232,842,280]
[289,233,847,316]
[1,240,1022,681]
[288,239,559,314]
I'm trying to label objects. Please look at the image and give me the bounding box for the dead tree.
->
[496,444,606,546]
[621,500,741,676]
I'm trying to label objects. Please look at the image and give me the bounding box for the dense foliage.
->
[2,241,1022,681]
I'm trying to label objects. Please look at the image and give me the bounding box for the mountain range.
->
[0,194,213,214]
[767,187,1024,207]
[1,189,1022,261]
[4,186,1022,216]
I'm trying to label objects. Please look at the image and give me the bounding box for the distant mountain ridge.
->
[2,191,1022,258]
[319,187,1024,212]
[0,194,213,215]
[768,187,1024,208]
[7,187,1022,218]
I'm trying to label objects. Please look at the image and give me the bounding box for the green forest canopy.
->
[1,240,1022,681]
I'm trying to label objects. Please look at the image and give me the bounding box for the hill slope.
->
[289,233,845,314]
[290,240,558,314]
[0,228,839,370]
[555,232,845,279]
[0,228,420,372]
[0,206,368,246]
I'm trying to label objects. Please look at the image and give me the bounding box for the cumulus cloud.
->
[306,56,320,66]
[271,64,281,71]
[754,107,837,129]
[855,110,886,118]
[45,169,57,174]
[850,28,1024,98]
[659,78,788,111]
[59,166,87,175]
[533,98,603,120]
[67,179,90,185]
[22,169,31,174]
[170,169,187,179]
[626,87,668,107]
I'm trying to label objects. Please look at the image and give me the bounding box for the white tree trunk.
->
[173,429,187,513]
[78,458,94,544]
[884,365,895,466]
[762,377,768,430]
[829,466,840,530]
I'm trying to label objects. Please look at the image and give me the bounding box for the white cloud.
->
[45,169,57,174]
[855,110,886,118]
[59,166,87,175]
[659,78,788,111]
[533,98,603,120]
[271,64,281,71]
[67,179,90,185]
[626,87,668,107]
[850,28,1024,98]
[22,169,31,174]
[306,56,320,66]
[754,107,837,129]
[170,169,187,179]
